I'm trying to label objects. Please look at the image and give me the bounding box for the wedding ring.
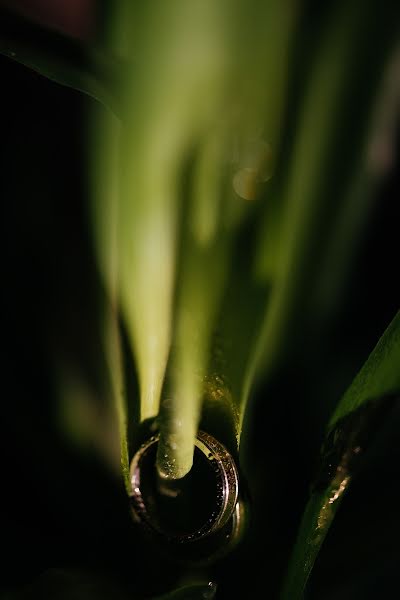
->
[129,431,240,546]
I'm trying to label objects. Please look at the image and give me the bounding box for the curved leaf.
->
[329,311,400,427]
[281,310,400,599]
[0,7,121,115]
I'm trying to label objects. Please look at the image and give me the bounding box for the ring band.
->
[129,431,240,544]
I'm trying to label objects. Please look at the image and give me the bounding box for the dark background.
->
[1,3,399,598]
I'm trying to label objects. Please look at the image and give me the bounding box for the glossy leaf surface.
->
[281,311,400,599]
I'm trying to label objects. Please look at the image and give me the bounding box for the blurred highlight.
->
[86,0,399,480]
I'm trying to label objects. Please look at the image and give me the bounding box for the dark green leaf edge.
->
[0,7,121,115]
[328,310,400,428]
[281,310,400,599]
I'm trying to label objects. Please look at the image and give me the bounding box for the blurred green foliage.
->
[1,0,399,598]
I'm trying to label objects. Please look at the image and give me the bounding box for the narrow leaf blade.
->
[329,311,400,427]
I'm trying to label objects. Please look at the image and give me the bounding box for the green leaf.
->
[0,7,121,115]
[281,310,400,600]
[328,311,400,428]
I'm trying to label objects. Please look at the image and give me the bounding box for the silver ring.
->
[129,431,239,544]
